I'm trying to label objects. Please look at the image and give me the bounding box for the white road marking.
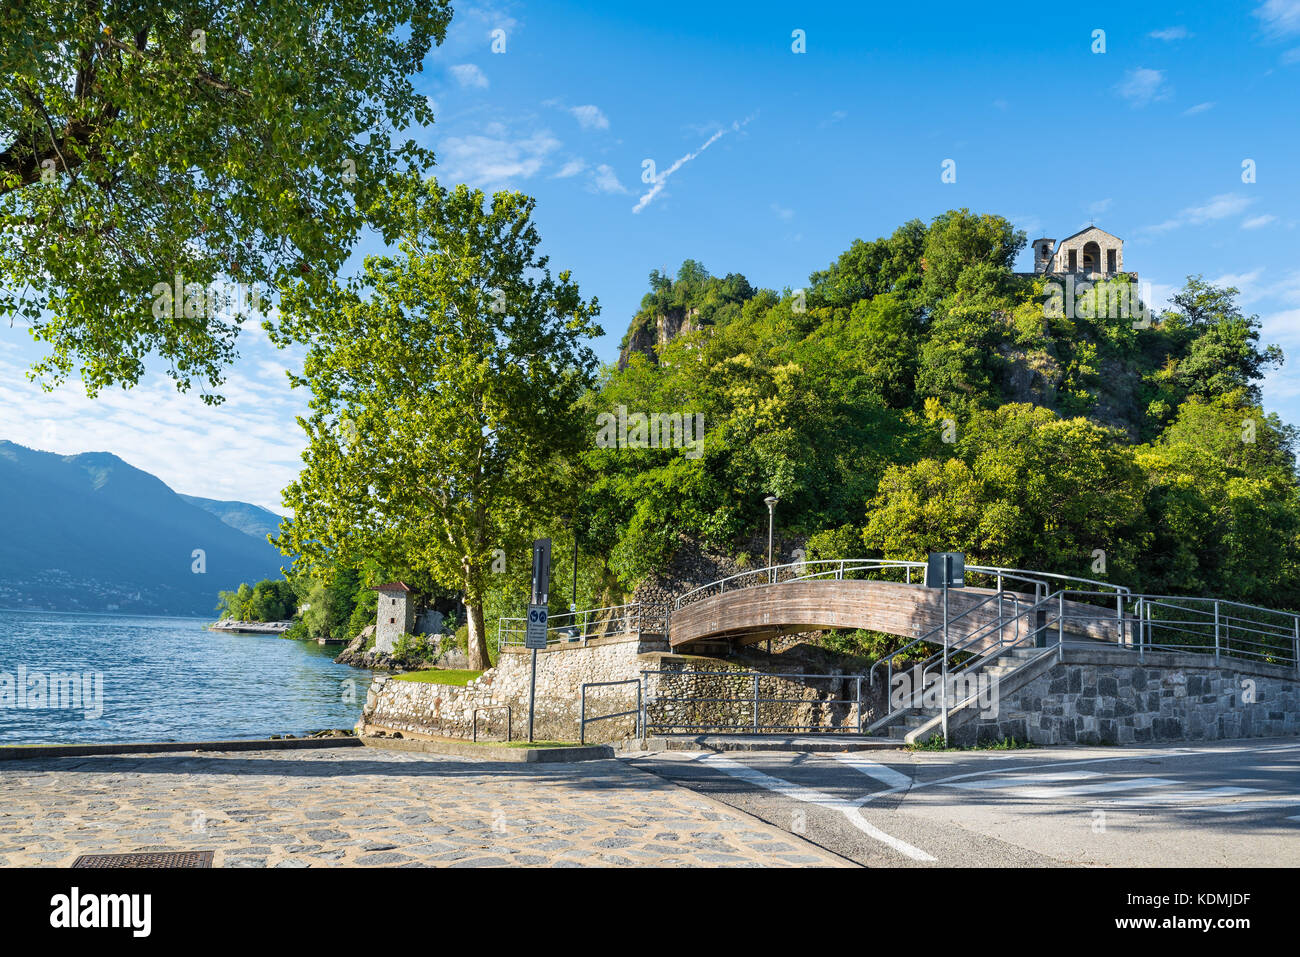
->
[1005,776,1181,799]
[1091,786,1262,806]
[700,754,937,862]
[828,753,912,789]
[946,771,1103,790]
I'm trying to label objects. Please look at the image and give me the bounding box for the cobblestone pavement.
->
[0,746,847,867]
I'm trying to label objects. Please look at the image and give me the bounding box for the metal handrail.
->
[674,558,1128,609]
[641,669,866,735]
[869,590,1017,687]
[498,601,669,647]
[472,706,512,743]
[579,679,643,744]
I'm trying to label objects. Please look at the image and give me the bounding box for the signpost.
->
[526,539,551,742]
[926,552,965,745]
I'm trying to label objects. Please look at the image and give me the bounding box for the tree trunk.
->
[465,601,491,671]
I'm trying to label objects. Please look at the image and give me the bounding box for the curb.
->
[359,735,614,763]
[0,736,362,761]
[622,734,902,753]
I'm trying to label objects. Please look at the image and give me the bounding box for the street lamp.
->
[561,514,578,614]
[764,495,779,583]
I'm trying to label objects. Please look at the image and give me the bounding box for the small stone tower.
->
[374,582,415,655]
[1032,238,1056,274]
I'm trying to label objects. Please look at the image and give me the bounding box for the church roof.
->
[1056,225,1122,244]
[373,581,413,592]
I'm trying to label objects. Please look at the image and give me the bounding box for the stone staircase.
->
[870,645,1060,743]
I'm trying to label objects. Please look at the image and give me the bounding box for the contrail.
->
[633,116,752,213]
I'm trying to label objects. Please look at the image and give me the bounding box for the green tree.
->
[273,178,602,668]
[0,1,451,402]
[863,404,1147,582]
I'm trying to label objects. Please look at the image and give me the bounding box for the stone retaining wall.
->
[950,647,1300,746]
[362,634,666,743]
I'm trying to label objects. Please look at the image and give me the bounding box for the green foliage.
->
[391,632,435,669]
[272,177,602,669]
[0,1,452,401]
[586,214,1291,609]
[216,578,295,621]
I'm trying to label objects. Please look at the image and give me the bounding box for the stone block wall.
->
[950,647,1300,747]
[362,634,667,743]
[641,654,874,733]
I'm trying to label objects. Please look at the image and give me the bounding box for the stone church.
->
[1029,226,1130,279]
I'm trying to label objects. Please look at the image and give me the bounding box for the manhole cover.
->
[71,851,214,868]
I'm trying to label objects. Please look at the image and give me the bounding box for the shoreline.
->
[209,618,293,635]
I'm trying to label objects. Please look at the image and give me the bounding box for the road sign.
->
[525,603,548,650]
[531,539,552,605]
[925,552,965,588]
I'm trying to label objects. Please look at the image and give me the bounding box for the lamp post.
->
[562,514,578,614]
[764,495,779,584]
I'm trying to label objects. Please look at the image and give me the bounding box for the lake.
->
[0,609,375,744]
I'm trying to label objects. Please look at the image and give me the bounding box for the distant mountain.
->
[0,441,286,616]
[180,494,283,541]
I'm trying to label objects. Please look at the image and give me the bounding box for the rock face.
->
[335,626,466,672]
[617,307,700,369]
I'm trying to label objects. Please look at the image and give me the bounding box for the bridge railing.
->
[497,601,669,648]
[1130,595,1299,669]
[673,558,1128,610]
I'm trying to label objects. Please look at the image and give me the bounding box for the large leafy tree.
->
[0,1,450,402]
[273,178,602,669]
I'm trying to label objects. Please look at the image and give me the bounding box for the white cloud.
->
[1116,68,1171,107]
[633,117,752,214]
[554,158,587,178]
[1243,214,1278,229]
[1149,26,1190,40]
[436,126,561,187]
[1255,0,1300,37]
[0,352,306,513]
[568,105,609,130]
[771,203,795,221]
[1183,101,1215,115]
[588,164,627,194]
[449,64,489,89]
[1143,193,1255,234]
[1087,198,1113,217]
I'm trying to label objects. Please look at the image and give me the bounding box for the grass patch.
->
[906,735,1036,753]
[391,668,483,686]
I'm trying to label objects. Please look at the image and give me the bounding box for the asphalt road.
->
[627,737,1300,867]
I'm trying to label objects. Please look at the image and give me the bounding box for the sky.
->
[3,0,1300,512]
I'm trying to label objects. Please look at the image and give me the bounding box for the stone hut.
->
[374,582,415,655]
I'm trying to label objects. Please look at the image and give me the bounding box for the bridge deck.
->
[668,579,1122,650]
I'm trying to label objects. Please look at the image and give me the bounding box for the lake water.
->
[0,610,375,744]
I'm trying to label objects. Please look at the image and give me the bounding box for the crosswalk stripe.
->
[700,754,936,862]
[827,753,912,789]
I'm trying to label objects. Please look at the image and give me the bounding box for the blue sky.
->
[3,0,1300,511]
